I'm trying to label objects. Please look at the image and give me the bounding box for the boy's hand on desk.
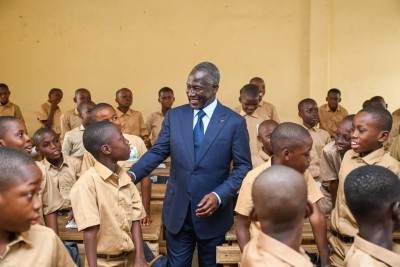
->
[140,215,152,226]
[195,193,219,218]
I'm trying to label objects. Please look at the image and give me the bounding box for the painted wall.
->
[0,0,399,133]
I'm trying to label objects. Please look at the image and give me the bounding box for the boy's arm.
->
[236,214,251,251]
[309,202,330,267]
[140,176,152,226]
[131,221,148,267]
[44,212,59,235]
[84,225,99,267]
[44,102,58,128]
[329,180,339,209]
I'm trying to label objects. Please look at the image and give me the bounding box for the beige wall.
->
[1,0,399,134]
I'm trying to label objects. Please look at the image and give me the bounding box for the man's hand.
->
[140,215,152,226]
[195,193,219,218]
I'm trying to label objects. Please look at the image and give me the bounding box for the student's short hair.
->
[192,62,220,86]
[345,165,400,219]
[0,116,19,139]
[90,103,115,122]
[75,88,90,96]
[158,87,174,97]
[115,87,132,97]
[249,77,264,84]
[48,88,62,96]
[77,100,96,114]
[327,88,341,96]
[0,147,36,191]
[342,114,355,124]
[258,119,279,134]
[298,98,317,111]
[83,120,117,159]
[359,106,392,132]
[32,128,57,147]
[0,83,9,91]
[239,84,259,98]
[270,122,312,153]
[369,96,387,107]
[362,99,371,109]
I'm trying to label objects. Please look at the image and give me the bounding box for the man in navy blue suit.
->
[129,62,252,267]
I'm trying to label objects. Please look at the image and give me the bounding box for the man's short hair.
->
[0,83,9,91]
[115,87,132,97]
[192,62,220,86]
[75,88,90,96]
[239,84,259,98]
[0,116,18,139]
[298,98,317,111]
[77,100,96,114]
[32,128,57,147]
[345,165,400,219]
[327,88,341,96]
[249,77,264,84]
[0,147,36,192]
[158,87,174,97]
[83,120,117,159]
[90,103,115,122]
[270,122,312,153]
[359,106,392,132]
[48,88,62,96]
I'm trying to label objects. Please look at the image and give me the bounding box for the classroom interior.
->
[1,0,400,135]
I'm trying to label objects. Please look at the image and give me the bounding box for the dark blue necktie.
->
[194,110,206,160]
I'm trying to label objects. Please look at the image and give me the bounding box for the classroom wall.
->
[1,0,399,134]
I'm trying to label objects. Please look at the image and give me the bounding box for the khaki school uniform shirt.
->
[62,125,85,159]
[81,133,147,173]
[331,148,400,237]
[252,149,271,169]
[70,162,146,255]
[389,135,400,161]
[0,101,24,122]
[235,159,324,238]
[146,110,165,145]
[241,231,312,267]
[344,235,400,267]
[259,100,280,123]
[306,126,331,178]
[387,115,400,149]
[116,108,149,137]
[393,108,400,117]
[36,101,62,135]
[234,106,271,164]
[60,108,81,139]
[318,104,349,139]
[0,224,76,267]
[42,155,81,209]
[36,162,65,225]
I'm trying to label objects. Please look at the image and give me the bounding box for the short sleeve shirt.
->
[116,108,149,137]
[259,100,281,123]
[318,104,349,139]
[146,111,165,144]
[0,224,76,267]
[307,126,331,178]
[36,101,62,135]
[320,141,342,185]
[61,125,85,158]
[0,101,24,122]
[70,162,146,255]
[60,108,81,138]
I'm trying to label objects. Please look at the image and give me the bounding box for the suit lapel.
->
[195,102,227,165]
[180,105,195,164]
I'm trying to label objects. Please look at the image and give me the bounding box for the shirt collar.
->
[79,124,85,131]
[194,98,218,119]
[350,147,386,165]
[353,235,400,266]
[0,101,11,107]
[324,104,342,112]
[116,107,133,116]
[42,157,68,170]
[238,108,260,119]
[94,161,131,187]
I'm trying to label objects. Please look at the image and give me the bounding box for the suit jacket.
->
[130,101,251,239]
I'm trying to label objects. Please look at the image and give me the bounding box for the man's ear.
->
[392,202,400,221]
[212,84,219,94]
[158,98,161,103]
[283,148,291,161]
[257,135,262,143]
[78,113,83,119]
[0,139,5,147]
[338,97,342,103]
[326,97,328,102]
[249,207,259,222]
[238,96,242,103]
[73,97,77,104]
[378,131,389,143]
[304,200,314,219]
[100,144,111,155]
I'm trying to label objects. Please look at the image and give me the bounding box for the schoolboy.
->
[318,88,349,139]
[115,88,151,147]
[234,84,272,166]
[37,88,63,136]
[0,147,75,266]
[81,103,152,226]
[60,88,91,139]
[146,87,175,145]
[241,165,313,267]
[71,121,147,267]
[344,165,400,266]
[33,128,82,210]
[62,101,95,159]
[0,83,24,122]
[235,122,329,266]
[318,115,354,215]
[298,98,331,180]
[329,106,400,267]
[249,77,280,122]
[252,119,278,168]
[0,116,64,233]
